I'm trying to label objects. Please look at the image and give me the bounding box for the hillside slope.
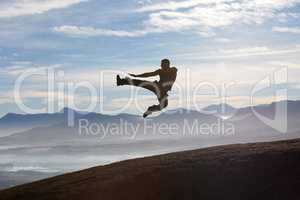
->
[1,139,300,200]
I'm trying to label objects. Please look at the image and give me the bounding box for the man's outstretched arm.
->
[129,70,159,78]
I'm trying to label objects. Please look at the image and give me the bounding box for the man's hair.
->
[161,59,170,68]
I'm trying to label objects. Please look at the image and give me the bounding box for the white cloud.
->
[172,45,300,61]
[53,25,149,37]
[277,12,299,22]
[214,38,232,43]
[218,46,270,55]
[272,26,300,34]
[54,0,300,38]
[136,0,234,12]
[137,0,300,12]
[0,0,88,18]
[137,0,153,6]
[268,61,300,69]
[140,0,300,32]
[0,64,62,76]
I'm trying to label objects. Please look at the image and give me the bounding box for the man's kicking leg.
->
[117,75,168,118]
[117,75,159,94]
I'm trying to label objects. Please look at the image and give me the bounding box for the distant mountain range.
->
[202,103,237,116]
[1,100,300,141]
[0,100,299,190]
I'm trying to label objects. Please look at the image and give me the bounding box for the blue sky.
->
[0,0,300,117]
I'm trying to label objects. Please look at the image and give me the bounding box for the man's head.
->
[161,59,170,70]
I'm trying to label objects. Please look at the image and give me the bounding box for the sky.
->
[0,0,300,117]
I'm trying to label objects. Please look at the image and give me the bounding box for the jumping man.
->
[116,59,177,118]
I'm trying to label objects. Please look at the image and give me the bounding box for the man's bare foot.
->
[116,75,122,86]
[117,75,131,86]
[143,110,152,118]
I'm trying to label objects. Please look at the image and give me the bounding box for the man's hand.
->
[129,73,137,77]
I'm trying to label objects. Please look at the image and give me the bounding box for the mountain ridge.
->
[2,99,300,120]
[1,138,299,200]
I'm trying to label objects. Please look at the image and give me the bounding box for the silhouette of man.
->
[116,59,177,118]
